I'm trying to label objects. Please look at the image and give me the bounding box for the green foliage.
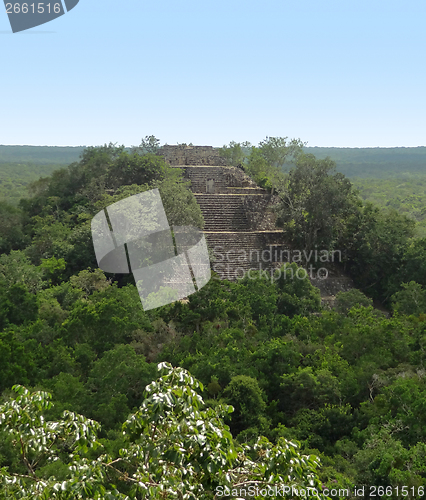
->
[258,136,304,171]
[219,137,302,193]
[397,238,426,286]
[303,146,426,178]
[0,330,34,392]
[13,144,203,284]
[353,429,426,493]
[0,284,38,331]
[335,289,373,315]
[60,284,153,355]
[229,271,279,322]
[359,372,426,447]
[0,364,329,500]
[69,268,111,298]
[4,141,426,493]
[353,175,426,236]
[218,140,250,166]
[40,256,67,285]
[0,162,71,206]
[274,262,322,316]
[138,135,161,155]
[0,385,106,500]
[281,367,342,416]
[341,203,416,301]
[0,250,45,293]
[85,344,156,427]
[0,145,83,164]
[155,176,204,228]
[245,147,284,192]
[289,404,354,452]
[276,153,358,252]
[222,375,268,436]
[391,281,426,316]
[22,144,172,211]
[0,202,27,252]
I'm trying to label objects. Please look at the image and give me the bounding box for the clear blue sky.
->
[1,0,425,148]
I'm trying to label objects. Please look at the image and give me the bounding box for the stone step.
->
[196,203,246,207]
[203,221,250,225]
[196,201,246,206]
[203,217,248,221]
[225,189,266,195]
[195,193,261,198]
[197,205,247,210]
[198,206,245,209]
[204,226,251,231]
[176,163,291,281]
[201,212,248,217]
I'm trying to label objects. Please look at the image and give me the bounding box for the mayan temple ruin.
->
[159,145,353,303]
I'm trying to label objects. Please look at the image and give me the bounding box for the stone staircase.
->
[204,231,289,280]
[158,146,355,303]
[186,166,229,194]
[174,162,287,281]
[195,194,251,231]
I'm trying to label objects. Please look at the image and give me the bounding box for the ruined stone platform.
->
[158,145,354,303]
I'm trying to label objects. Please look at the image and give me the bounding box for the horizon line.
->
[1,144,426,149]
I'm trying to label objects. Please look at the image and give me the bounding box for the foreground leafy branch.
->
[0,363,330,499]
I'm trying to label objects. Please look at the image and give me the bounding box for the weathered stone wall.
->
[159,145,228,166]
[223,166,258,188]
[310,264,355,308]
[206,232,290,281]
[182,165,267,195]
[184,167,228,193]
[242,194,279,231]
